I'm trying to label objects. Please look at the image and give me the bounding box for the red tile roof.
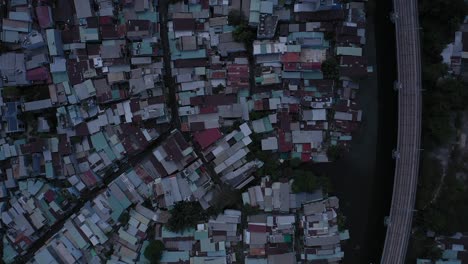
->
[193,128,222,149]
[211,70,226,79]
[199,105,218,114]
[278,130,293,152]
[281,52,300,63]
[173,18,196,31]
[44,189,56,203]
[99,16,114,25]
[36,6,53,29]
[248,224,267,232]
[26,67,51,83]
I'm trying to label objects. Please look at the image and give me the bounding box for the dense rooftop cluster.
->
[167,0,368,163]
[242,176,349,263]
[0,0,369,263]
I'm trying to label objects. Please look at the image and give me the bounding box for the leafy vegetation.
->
[419,0,468,147]
[321,58,340,80]
[415,150,468,234]
[407,0,468,261]
[246,133,281,180]
[144,240,165,264]
[212,84,225,94]
[407,230,443,263]
[289,158,302,169]
[118,211,130,225]
[166,201,208,232]
[326,145,346,162]
[249,111,272,121]
[233,23,256,45]
[228,10,244,26]
[337,212,347,232]
[291,170,331,193]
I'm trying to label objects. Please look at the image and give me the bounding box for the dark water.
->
[309,0,397,263]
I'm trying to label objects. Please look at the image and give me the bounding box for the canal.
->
[309,0,397,263]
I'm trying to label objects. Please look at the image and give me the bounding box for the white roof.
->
[334,111,353,121]
[239,123,252,136]
[292,130,323,144]
[261,137,278,150]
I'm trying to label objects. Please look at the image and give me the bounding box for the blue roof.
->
[161,251,190,262]
[45,162,54,178]
[442,249,459,260]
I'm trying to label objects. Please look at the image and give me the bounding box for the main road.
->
[380,0,422,263]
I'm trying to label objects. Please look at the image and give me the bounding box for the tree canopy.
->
[321,58,339,80]
[326,145,346,162]
[166,201,208,232]
[144,240,165,264]
[228,10,244,26]
[233,23,256,45]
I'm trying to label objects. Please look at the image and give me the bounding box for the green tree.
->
[324,31,335,41]
[291,170,319,193]
[289,158,302,169]
[321,58,339,80]
[213,84,225,94]
[233,22,256,47]
[166,201,208,232]
[326,145,345,162]
[118,211,130,225]
[337,212,346,232]
[228,10,244,26]
[423,77,468,145]
[144,240,165,264]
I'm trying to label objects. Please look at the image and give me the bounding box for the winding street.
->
[380,0,422,263]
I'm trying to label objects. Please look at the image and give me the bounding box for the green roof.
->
[249,11,260,24]
[336,46,362,56]
[109,195,125,221]
[45,162,54,178]
[195,230,209,240]
[287,45,301,52]
[262,117,274,132]
[103,146,117,161]
[3,241,18,263]
[46,29,60,56]
[339,230,350,240]
[303,71,323,80]
[435,261,462,264]
[305,251,344,260]
[52,72,69,84]
[442,250,459,260]
[282,71,301,79]
[91,132,108,151]
[161,251,190,262]
[137,11,159,22]
[188,4,202,12]
[138,241,151,264]
[132,42,153,55]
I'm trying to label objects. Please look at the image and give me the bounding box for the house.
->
[0,53,29,87]
[1,102,25,133]
[36,6,53,29]
[74,0,93,18]
[46,29,64,56]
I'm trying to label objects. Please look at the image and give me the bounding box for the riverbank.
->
[308,0,397,262]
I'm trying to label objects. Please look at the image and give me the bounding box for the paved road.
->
[380,0,422,263]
